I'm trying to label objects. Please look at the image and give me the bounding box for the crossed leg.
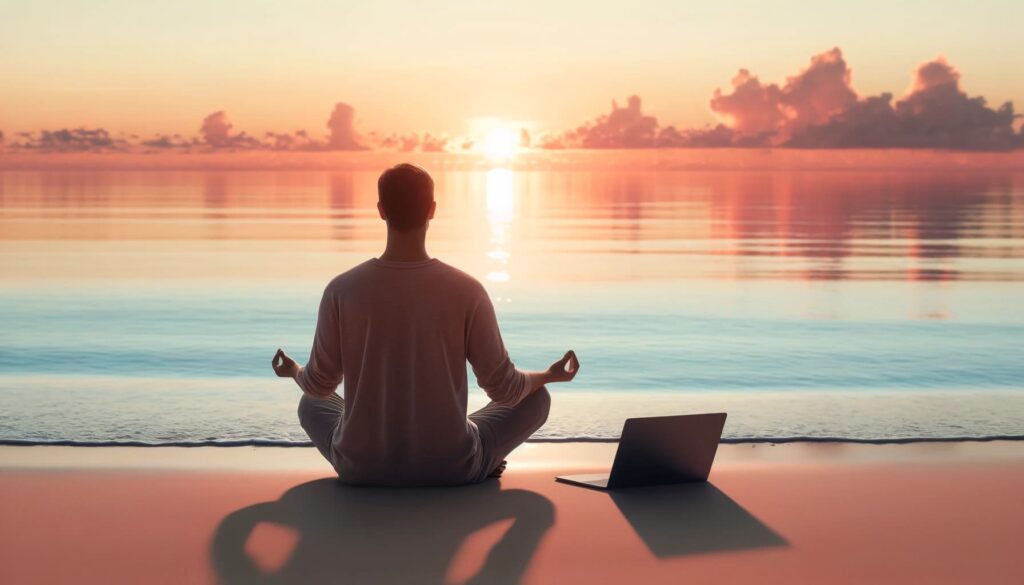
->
[297,393,345,468]
[469,387,552,481]
[298,387,551,482]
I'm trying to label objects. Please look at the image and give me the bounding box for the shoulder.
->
[434,260,488,296]
[322,260,376,296]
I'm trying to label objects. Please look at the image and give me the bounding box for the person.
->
[272,163,580,486]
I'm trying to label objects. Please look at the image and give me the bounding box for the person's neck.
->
[379,230,431,262]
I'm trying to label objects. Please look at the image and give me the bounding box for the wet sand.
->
[1,442,1021,584]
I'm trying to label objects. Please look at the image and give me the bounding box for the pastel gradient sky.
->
[1,0,1022,137]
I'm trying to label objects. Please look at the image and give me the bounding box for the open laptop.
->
[556,413,727,490]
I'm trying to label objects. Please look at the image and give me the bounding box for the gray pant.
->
[297,387,551,483]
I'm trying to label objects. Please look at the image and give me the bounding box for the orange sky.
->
[1,1,1022,139]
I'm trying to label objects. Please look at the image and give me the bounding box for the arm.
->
[272,288,343,398]
[467,289,579,406]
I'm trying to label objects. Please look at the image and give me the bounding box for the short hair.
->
[377,163,434,231]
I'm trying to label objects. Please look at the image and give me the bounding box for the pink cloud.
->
[781,48,858,132]
[199,111,260,149]
[6,52,1021,154]
[200,111,232,147]
[710,47,857,142]
[6,128,128,152]
[788,55,1019,150]
[547,95,659,148]
[908,57,960,93]
[709,70,785,136]
[325,102,364,150]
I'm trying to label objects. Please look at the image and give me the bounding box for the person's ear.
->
[427,200,436,220]
[377,201,387,221]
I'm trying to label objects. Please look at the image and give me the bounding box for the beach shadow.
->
[210,478,554,585]
[610,483,787,557]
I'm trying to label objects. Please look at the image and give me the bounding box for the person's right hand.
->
[546,350,580,383]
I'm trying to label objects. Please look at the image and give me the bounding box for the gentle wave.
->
[4,435,1024,447]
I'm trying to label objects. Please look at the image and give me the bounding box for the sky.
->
[1,0,1022,142]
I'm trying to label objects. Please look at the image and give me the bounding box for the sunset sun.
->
[483,126,519,159]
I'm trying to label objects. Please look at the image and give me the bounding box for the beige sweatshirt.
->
[295,257,529,485]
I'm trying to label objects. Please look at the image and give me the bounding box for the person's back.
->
[272,163,580,486]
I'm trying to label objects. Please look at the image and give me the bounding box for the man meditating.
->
[272,163,580,486]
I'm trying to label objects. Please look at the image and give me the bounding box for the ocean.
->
[2,150,1023,443]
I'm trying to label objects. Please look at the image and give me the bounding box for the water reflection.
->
[485,168,515,286]
[1,164,1023,282]
[328,173,354,241]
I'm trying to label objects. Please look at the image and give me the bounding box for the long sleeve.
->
[466,288,529,406]
[295,287,344,398]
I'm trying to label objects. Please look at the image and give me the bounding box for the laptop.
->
[555,413,727,490]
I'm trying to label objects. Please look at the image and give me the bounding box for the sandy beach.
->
[1,441,1022,584]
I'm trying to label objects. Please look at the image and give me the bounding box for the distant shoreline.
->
[3,148,1024,172]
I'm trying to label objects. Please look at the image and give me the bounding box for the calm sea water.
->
[2,152,1023,442]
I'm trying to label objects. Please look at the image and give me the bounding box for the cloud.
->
[376,132,420,152]
[373,131,457,152]
[192,104,369,151]
[546,48,1020,151]
[657,124,756,148]
[910,58,959,93]
[5,56,1021,154]
[8,127,129,152]
[787,56,1020,150]
[784,93,902,148]
[709,47,857,143]
[199,111,262,149]
[149,102,367,151]
[778,48,858,132]
[200,111,232,146]
[140,133,193,150]
[419,133,449,152]
[326,102,365,150]
[263,129,324,151]
[708,70,785,137]
[543,96,764,149]
[546,95,659,148]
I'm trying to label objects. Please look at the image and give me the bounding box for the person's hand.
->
[546,350,580,383]
[272,348,301,378]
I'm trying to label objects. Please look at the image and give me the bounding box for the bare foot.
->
[488,460,507,478]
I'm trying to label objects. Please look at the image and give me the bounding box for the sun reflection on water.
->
[485,168,515,289]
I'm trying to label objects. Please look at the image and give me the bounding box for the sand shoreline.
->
[2,443,1022,584]
[3,440,1024,469]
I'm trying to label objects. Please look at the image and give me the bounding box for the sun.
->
[483,127,519,159]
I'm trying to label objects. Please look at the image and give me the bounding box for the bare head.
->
[376,163,436,233]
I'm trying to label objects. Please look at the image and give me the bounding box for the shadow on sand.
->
[610,482,787,557]
[210,478,554,585]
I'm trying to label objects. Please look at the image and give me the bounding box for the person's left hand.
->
[546,350,580,383]
[272,348,300,378]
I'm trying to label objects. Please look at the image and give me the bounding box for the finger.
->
[273,348,283,366]
[564,350,575,371]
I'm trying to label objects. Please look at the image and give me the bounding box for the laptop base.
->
[555,473,611,490]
